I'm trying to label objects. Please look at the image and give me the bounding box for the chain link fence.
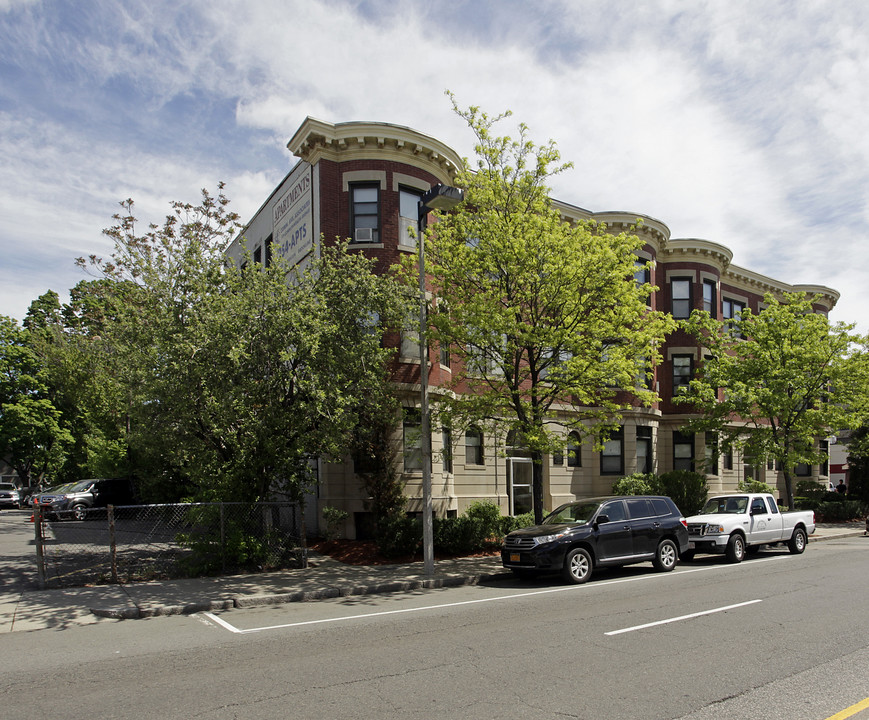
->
[33,502,304,589]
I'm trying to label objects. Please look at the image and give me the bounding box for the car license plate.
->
[510,553,520,563]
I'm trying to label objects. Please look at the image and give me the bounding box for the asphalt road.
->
[1,535,868,719]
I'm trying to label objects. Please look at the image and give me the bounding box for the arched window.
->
[567,432,582,467]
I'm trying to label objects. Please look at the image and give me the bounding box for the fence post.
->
[220,503,226,573]
[108,505,118,584]
[34,504,46,590]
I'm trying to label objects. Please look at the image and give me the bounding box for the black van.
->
[502,496,689,584]
[35,478,136,520]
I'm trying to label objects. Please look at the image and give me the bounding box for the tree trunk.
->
[782,469,795,511]
[532,450,545,525]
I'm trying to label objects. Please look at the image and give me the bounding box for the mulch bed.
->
[308,539,500,566]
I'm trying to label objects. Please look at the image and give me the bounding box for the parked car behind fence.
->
[0,482,19,509]
[34,478,136,520]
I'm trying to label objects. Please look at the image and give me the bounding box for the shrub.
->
[738,479,775,494]
[656,470,708,516]
[612,471,708,516]
[321,505,349,541]
[433,516,479,555]
[376,512,421,558]
[793,496,818,511]
[434,501,509,554]
[796,480,826,501]
[465,500,503,541]
[612,473,656,496]
[499,512,535,535]
[815,500,864,522]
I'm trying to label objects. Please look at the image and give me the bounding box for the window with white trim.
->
[351,184,379,243]
[601,427,624,475]
[671,278,692,319]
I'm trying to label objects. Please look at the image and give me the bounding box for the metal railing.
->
[33,502,304,589]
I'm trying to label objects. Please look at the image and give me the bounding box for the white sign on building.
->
[273,165,313,268]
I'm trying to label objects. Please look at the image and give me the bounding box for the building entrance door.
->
[508,457,534,516]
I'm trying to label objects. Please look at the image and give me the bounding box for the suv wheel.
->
[726,534,745,563]
[653,539,678,572]
[71,504,88,521]
[562,547,592,584]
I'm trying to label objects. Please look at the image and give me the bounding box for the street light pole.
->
[417,183,463,577]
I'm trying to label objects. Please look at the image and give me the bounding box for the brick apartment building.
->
[227,117,839,539]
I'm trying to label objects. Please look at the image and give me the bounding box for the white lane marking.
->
[201,555,786,635]
[605,599,763,636]
[203,611,245,633]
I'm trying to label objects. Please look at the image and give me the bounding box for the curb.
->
[88,532,865,620]
[809,530,866,543]
[89,569,513,619]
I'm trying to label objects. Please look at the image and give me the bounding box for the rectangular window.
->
[441,428,453,474]
[673,431,694,472]
[705,432,718,475]
[465,427,484,466]
[403,409,422,472]
[671,278,692,319]
[724,446,733,470]
[637,426,653,474]
[351,184,379,243]
[672,355,693,395]
[722,298,745,337]
[253,245,262,265]
[795,462,811,477]
[601,427,624,475]
[634,260,651,305]
[703,280,717,317]
[626,497,654,519]
[400,328,420,359]
[399,188,422,247]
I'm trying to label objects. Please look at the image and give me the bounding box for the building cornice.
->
[723,267,839,309]
[663,238,733,271]
[790,284,840,309]
[287,117,462,184]
[591,211,671,248]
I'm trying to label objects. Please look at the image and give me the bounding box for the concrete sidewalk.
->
[1,522,864,633]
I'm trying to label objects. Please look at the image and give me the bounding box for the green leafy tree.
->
[414,96,675,523]
[0,315,72,486]
[681,292,859,510]
[80,185,412,503]
[23,284,136,484]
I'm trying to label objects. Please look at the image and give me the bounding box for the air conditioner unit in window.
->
[354,227,374,242]
[398,217,417,247]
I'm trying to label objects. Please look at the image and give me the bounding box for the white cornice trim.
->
[664,238,733,270]
[288,117,462,184]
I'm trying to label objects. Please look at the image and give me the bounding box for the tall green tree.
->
[415,97,675,523]
[681,292,859,509]
[0,315,72,486]
[82,185,412,502]
[22,284,135,484]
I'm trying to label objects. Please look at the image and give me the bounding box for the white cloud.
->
[0,0,867,333]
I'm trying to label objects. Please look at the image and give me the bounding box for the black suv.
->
[502,496,689,584]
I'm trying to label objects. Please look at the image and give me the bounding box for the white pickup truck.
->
[682,493,815,563]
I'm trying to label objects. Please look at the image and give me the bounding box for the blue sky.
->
[1,0,868,331]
